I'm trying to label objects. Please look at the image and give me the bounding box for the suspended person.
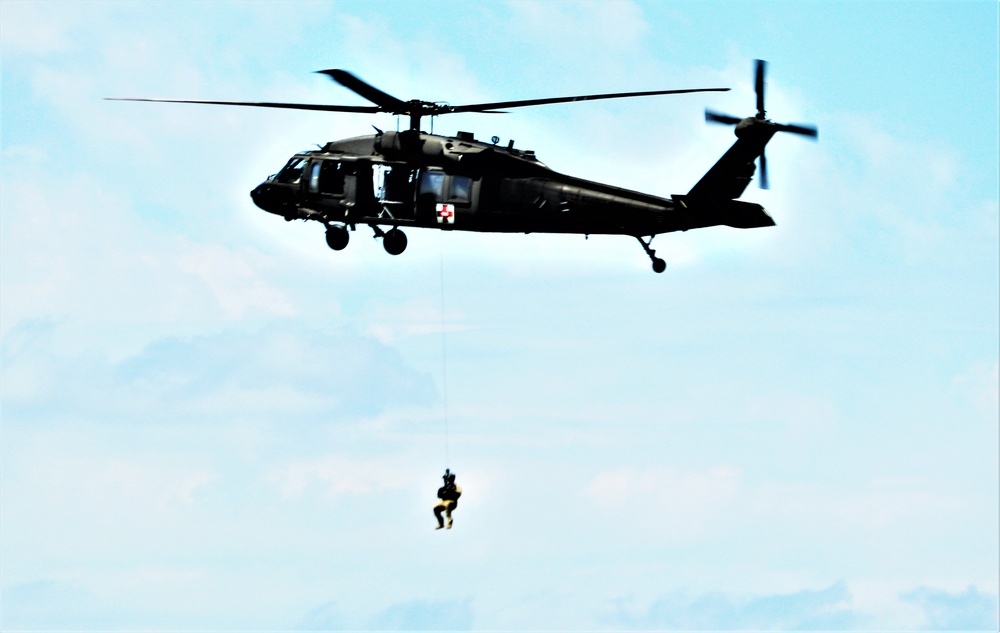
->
[434,469,462,530]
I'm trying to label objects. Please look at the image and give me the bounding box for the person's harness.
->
[437,483,460,507]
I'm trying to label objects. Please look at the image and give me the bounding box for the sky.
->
[1,1,998,630]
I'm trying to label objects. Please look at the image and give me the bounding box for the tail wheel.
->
[635,235,667,274]
[383,228,407,255]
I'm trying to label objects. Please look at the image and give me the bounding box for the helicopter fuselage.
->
[250,130,774,245]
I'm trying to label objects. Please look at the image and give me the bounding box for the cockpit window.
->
[276,157,308,184]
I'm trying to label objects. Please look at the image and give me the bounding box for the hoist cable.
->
[439,237,450,468]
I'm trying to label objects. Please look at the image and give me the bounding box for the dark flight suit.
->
[434,479,462,529]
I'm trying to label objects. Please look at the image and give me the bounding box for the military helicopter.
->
[108,60,816,272]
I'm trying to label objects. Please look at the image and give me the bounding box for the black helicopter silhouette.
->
[108,60,815,272]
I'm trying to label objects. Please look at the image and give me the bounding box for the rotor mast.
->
[401,101,435,132]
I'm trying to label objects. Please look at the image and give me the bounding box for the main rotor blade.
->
[448,87,730,114]
[316,69,409,112]
[105,97,380,113]
[705,109,742,125]
[774,122,819,138]
[755,59,767,117]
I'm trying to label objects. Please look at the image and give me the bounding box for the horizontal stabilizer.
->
[672,196,775,230]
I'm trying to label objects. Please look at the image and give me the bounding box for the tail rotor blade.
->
[758,150,769,190]
[755,59,767,118]
[774,122,818,139]
[705,109,742,126]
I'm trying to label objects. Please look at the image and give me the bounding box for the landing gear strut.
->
[371,224,407,255]
[636,235,666,273]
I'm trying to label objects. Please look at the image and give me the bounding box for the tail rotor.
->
[704,59,817,189]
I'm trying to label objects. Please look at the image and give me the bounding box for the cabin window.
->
[308,162,321,193]
[449,176,472,203]
[378,165,413,203]
[419,171,445,199]
[324,162,345,194]
[304,160,346,195]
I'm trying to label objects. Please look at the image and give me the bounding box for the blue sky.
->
[1,1,997,630]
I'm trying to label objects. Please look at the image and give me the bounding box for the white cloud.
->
[506,0,651,57]
[901,585,999,630]
[361,295,471,345]
[0,1,74,56]
[603,581,862,629]
[368,596,474,630]
[600,581,998,630]
[2,439,220,574]
[952,361,1000,422]
[756,479,967,533]
[1,320,436,426]
[2,580,112,629]
[176,243,296,319]
[582,466,741,542]
[0,176,298,345]
[84,458,214,509]
[268,454,416,499]
[782,111,993,269]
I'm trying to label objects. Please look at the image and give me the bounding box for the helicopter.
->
[108,60,816,273]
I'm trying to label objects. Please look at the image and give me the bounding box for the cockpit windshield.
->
[275,156,309,184]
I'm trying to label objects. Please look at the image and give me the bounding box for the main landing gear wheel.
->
[383,228,407,255]
[635,235,667,273]
[325,225,350,251]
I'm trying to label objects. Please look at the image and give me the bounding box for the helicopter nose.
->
[250,182,291,216]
